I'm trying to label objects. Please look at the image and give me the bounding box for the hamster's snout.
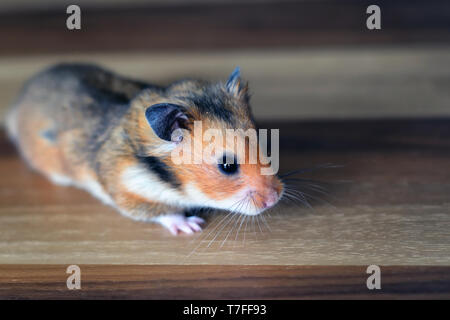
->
[262,189,280,209]
[244,182,283,215]
[246,176,284,214]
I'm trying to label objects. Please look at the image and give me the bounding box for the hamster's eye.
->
[218,155,239,175]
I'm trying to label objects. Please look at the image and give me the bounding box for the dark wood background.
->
[0,0,449,55]
[1,265,449,299]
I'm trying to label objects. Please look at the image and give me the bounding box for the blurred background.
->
[0,0,449,123]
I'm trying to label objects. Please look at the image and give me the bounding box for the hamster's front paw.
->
[156,214,205,236]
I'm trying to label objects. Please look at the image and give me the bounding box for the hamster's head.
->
[138,67,283,215]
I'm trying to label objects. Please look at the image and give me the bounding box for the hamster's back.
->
[5,63,150,182]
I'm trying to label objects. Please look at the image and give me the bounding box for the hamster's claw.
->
[157,214,205,236]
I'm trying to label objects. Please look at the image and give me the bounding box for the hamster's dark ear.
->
[226,66,249,102]
[145,103,188,141]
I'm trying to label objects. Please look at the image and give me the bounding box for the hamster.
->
[5,63,283,235]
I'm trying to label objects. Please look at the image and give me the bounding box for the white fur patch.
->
[49,173,73,186]
[151,142,177,154]
[82,179,115,206]
[184,182,261,215]
[120,164,188,207]
[49,173,114,207]
[121,164,261,215]
[5,106,19,142]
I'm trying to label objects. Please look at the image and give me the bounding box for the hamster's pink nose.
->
[263,189,279,209]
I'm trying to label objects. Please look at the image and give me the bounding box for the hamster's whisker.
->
[280,164,342,208]
[243,213,250,245]
[220,196,250,248]
[233,215,243,244]
[285,179,330,193]
[284,177,332,185]
[280,193,298,206]
[256,214,263,234]
[205,213,238,248]
[260,212,272,233]
[183,212,232,261]
[220,214,239,248]
[185,205,243,261]
[249,196,267,234]
[185,211,220,246]
[250,215,255,240]
[253,216,258,239]
[284,193,311,209]
[221,213,240,247]
[255,200,273,234]
[285,177,352,185]
[279,163,342,178]
[284,180,336,201]
[205,197,247,248]
[244,215,250,242]
[283,189,312,208]
[185,197,246,259]
[293,188,336,209]
[283,183,338,211]
[205,212,235,248]
[234,206,248,242]
[287,189,311,207]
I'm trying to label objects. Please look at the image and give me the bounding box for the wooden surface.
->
[1,0,449,301]
[0,118,449,265]
[1,47,450,123]
[1,265,449,299]
[1,0,449,55]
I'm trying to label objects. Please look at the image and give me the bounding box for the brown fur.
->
[6,63,283,226]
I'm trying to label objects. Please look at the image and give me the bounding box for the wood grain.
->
[0,265,449,299]
[1,47,450,123]
[0,118,449,265]
[0,0,449,55]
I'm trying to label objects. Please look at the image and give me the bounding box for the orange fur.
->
[6,63,283,233]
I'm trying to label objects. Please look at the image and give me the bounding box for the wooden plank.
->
[1,47,450,122]
[2,0,266,13]
[0,118,449,265]
[0,265,449,299]
[0,0,449,55]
